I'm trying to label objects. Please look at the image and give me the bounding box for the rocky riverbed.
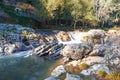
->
[0,23,120,80]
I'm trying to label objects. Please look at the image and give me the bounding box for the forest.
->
[0,0,120,29]
[17,0,120,28]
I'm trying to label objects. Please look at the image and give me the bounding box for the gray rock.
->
[81,56,104,65]
[4,44,16,54]
[88,29,106,38]
[65,73,82,80]
[51,65,66,77]
[80,64,110,76]
[61,42,93,60]
[89,45,106,57]
[0,46,4,53]
[14,42,28,52]
[44,77,57,80]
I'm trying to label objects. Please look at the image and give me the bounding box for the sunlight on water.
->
[55,32,88,44]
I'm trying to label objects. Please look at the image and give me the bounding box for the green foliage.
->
[67,0,97,28]
[46,0,65,19]
[0,2,35,26]
[1,0,119,28]
[22,30,29,35]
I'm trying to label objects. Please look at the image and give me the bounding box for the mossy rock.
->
[97,70,107,77]
[106,71,120,80]
[78,63,89,70]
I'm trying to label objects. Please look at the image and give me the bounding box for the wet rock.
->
[51,65,66,77]
[4,44,16,54]
[65,73,82,80]
[14,42,28,52]
[44,77,57,80]
[45,35,55,42]
[28,40,40,48]
[24,41,30,46]
[61,42,93,60]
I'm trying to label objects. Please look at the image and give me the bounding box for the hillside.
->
[0,0,120,29]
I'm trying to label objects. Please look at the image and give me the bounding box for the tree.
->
[68,0,96,29]
[46,0,65,23]
[92,0,120,27]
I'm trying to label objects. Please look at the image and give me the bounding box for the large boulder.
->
[61,42,93,60]
[88,29,106,44]
[65,73,82,80]
[89,45,107,57]
[88,29,106,38]
[51,65,66,77]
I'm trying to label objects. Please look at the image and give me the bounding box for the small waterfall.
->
[55,32,88,44]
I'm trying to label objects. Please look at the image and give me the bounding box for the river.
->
[0,50,96,80]
[0,51,57,80]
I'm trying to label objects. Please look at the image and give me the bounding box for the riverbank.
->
[0,23,120,80]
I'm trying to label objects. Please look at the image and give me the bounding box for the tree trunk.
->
[74,21,77,30]
[82,20,85,28]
